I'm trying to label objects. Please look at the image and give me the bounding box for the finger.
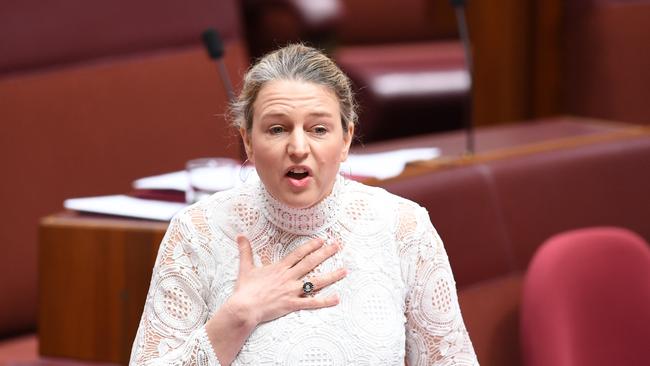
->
[296,294,341,310]
[289,241,341,278]
[236,234,254,273]
[280,237,325,268]
[295,268,347,296]
[309,268,347,293]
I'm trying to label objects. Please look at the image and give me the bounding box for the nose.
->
[287,130,309,159]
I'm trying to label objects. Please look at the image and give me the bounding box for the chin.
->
[276,189,321,209]
[282,195,318,209]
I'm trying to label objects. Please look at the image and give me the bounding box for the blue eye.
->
[269,126,284,134]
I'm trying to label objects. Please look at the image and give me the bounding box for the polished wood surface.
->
[37,117,647,364]
[362,118,649,185]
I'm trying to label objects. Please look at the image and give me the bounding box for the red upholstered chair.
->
[520,227,650,366]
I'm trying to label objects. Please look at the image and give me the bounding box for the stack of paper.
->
[64,195,186,221]
[345,147,440,180]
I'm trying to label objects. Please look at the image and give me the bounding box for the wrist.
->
[205,296,259,365]
[222,295,259,331]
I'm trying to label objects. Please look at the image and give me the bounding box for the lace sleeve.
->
[398,205,479,366]
[129,209,222,366]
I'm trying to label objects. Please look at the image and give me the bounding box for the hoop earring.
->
[339,162,352,185]
[239,158,251,182]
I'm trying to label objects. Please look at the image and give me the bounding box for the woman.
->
[130,44,478,365]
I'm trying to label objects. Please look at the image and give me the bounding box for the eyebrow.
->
[308,111,335,118]
[260,111,335,119]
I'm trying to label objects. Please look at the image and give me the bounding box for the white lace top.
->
[129,176,479,366]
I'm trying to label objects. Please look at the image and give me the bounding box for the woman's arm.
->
[129,209,221,365]
[399,205,479,366]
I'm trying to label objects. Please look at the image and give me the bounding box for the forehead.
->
[253,79,340,118]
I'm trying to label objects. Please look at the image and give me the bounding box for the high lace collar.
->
[258,175,344,235]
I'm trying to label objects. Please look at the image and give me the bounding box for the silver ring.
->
[302,281,314,296]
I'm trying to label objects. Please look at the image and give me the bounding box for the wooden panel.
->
[531,0,563,117]
[467,0,534,126]
[38,216,166,365]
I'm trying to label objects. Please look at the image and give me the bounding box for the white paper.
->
[64,195,187,221]
[344,147,440,180]
[133,166,256,192]
[132,170,189,191]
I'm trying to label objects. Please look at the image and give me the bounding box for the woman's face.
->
[241,79,353,208]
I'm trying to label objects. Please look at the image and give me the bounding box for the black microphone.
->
[201,28,235,102]
[449,0,475,155]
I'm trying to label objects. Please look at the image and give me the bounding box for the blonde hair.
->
[231,44,357,132]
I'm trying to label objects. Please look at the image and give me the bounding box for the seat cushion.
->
[521,227,650,366]
[0,334,38,365]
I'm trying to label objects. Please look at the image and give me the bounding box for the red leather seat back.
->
[381,164,515,287]
[0,0,242,73]
[337,0,457,44]
[488,135,650,270]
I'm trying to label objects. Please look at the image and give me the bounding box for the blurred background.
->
[1,0,649,365]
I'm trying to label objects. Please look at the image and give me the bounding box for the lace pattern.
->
[130,176,479,365]
[258,175,343,235]
[399,207,477,365]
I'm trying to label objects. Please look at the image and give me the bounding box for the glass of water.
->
[185,158,239,204]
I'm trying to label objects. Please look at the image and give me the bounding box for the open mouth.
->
[286,168,310,180]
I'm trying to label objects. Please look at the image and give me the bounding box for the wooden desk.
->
[38,216,166,364]
[38,117,648,365]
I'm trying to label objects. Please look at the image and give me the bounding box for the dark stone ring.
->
[302,281,315,296]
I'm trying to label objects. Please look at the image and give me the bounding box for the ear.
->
[340,124,354,162]
[239,127,254,163]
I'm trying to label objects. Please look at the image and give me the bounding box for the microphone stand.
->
[201,29,245,159]
[450,0,475,155]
